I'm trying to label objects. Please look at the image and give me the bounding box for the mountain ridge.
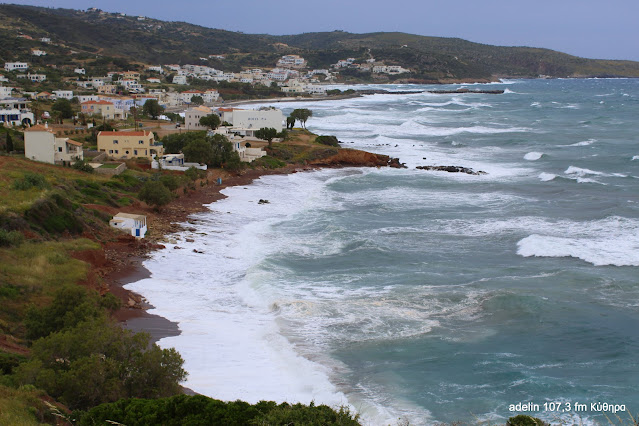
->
[1,4,639,81]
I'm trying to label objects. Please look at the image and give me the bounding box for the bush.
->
[184,167,206,181]
[12,173,48,191]
[0,229,24,247]
[15,317,187,410]
[252,156,286,169]
[159,174,179,191]
[138,180,173,209]
[507,415,550,426]
[72,159,94,173]
[75,395,360,426]
[315,135,340,147]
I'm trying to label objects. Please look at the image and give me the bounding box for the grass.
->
[98,163,121,169]
[0,239,98,335]
[0,384,52,425]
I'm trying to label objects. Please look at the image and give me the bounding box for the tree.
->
[51,98,74,120]
[161,131,206,154]
[199,114,220,130]
[183,138,214,164]
[138,181,173,209]
[143,99,163,119]
[290,108,312,129]
[286,116,296,130]
[190,95,204,105]
[254,127,278,147]
[6,132,13,152]
[15,317,187,410]
[209,134,241,169]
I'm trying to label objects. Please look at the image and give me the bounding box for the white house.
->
[277,55,307,68]
[24,124,83,164]
[27,73,46,83]
[4,62,29,72]
[31,50,47,56]
[184,105,212,130]
[0,98,34,126]
[151,153,207,171]
[74,68,86,75]
[109,213,147,238]
[53,90,74,100]
[0,86,13,99]
[218,107,284,133]
[172,75,187,85]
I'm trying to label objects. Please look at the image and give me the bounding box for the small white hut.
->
[109,213,147,238]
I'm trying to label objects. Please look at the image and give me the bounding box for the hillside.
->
[1,4,639,81]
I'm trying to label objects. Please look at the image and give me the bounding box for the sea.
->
[126,78,639,425]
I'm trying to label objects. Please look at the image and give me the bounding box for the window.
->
[109,150,113,154]
[134,150,138,155]
[58,147,62,152]
[114,150,118,154]
[139,140,144,144]
[125,151,129,155]
[113,140,118,144]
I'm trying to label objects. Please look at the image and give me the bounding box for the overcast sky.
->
[3,0,639,61]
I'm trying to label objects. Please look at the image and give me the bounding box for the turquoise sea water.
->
[129,79,639,425]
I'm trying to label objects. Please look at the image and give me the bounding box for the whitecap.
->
[524,152,543,161]
[567,139,597,147]
[632,155,639,161]
[538,172,556,182]
[517,233,639,267]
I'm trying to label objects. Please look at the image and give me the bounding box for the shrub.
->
[507,415,550,426]
[0,229,24,247]
[315,135,340,147]
[12,173,48,191]
[184,167,206,181]
[72,159,94,173]
[75,395,360,426]
[138,181,172,209]
[159,174,179,191]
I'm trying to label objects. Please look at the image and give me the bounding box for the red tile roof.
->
[98,131,150,137]
[82,100,114,105]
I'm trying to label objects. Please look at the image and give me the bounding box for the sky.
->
[2,0,639,61]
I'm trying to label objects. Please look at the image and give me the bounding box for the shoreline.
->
[104,165,314,343]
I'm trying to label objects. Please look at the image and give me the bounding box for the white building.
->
[24,124,83,165]
[40,37,51,43]
[0,99,34,126]
[27,73,46,83]
[151,153,207,171]
[4,62,29,72]
[277,55,307,69]
[31,50,47,56]
[172,75,187,85]
[218,107,284,133]
[147,66,164,74]
[109,213,147,238]
[74,68,86,75]
[184,105,212,130]
[53,90,74,100]
[0,86,13,99]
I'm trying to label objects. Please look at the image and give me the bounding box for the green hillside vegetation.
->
[1,4,638,81]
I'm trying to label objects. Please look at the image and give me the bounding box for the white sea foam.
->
[524,152,543,161]
[538,172,556,181]
[632,155,639,161]
[568,139,597,147]
[565,166,626,178]
[514,216,639,266]
[126,171,355,406]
